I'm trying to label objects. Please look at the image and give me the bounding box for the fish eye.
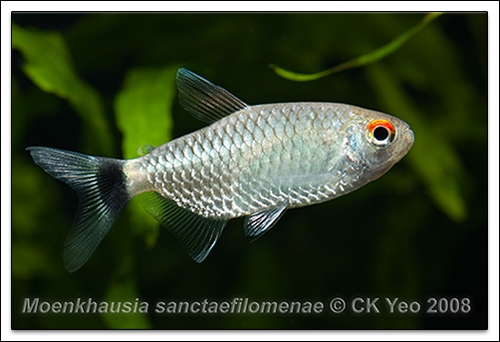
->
[366,119,395,148]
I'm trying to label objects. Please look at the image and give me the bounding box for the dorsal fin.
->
[176,68,249,124]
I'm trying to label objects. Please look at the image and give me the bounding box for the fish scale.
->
[27,68,414,271]
[136,102,356,219]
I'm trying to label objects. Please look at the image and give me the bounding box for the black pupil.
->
[373,126,389,141]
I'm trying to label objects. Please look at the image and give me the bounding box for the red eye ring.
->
[366,119,395,148]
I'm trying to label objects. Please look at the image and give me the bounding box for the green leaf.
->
[271,12,443,82]
[11,23,114,155]
[114,65,178,246]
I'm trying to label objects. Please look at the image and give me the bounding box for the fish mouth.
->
[401,127,415,148]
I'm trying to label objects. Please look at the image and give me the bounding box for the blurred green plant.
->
[270,12,443,82]
[12,23,181,329]
[12,23,114,155]
[115,65,179,247]
[101,253,151,329]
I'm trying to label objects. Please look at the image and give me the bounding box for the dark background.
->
[11,12,488,329]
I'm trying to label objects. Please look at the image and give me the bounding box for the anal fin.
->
[244,207,287,241]
[141,192,227,262]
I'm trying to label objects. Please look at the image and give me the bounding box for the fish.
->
[27,68,414,272]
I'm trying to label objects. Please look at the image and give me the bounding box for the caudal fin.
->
[26,147,130,272]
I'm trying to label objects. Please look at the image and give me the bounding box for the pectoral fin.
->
[244,207,287,241]
[141,192,227,262]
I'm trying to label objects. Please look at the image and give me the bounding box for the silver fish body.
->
[27,68,414,272]
[129,103,413,218]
